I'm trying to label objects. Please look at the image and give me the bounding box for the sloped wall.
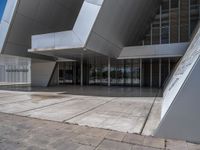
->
[31,60,56,87]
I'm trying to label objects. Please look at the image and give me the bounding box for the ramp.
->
[155,24,200,143]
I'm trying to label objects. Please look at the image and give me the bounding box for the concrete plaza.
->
[0,86,161,136]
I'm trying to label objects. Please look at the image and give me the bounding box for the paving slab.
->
[0,112,199,150]
[0,87,159,135]
[105,130,126,142]
[0,95,76,114]
[143,136,165,149]
[19,96,113,122]
[96,139,132,150]
[142,98,162,136]
[0,94,32,105]
[166,139,188,150]
[0,92,21,98]
[123,133,145,145]
[68,97,154,134]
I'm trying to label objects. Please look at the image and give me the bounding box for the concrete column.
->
[57,63,60,85]
[140,58,143,87]
[73,62,77,85]
[80,55,83,86]
[168,58,171,75]
[150,59,153,87]
[108,57,111,87]
[159,58,162,88]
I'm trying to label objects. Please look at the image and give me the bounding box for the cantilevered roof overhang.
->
[1,0,162,60]
[0,0,84,60]
[28,0,161,60]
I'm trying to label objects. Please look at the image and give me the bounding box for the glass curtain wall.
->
[58,57,179,88]
[141,0,200,45]
[58,62,79,85]
[88,57,108,85]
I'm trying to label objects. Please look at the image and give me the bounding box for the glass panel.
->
[132,59,140,86]
[116,60,124,86]
[111,59,117,85]
[161,58,169,86]
[190,0,200,36]
[124,60,132,86]
[152,59,159,87]
[180,0,189,42]
[142,59,150,87]
[152,27,160,44]
[170,0,179,43]
[59,62,74,84]
[161,0,170,44]
[102,59,108,85]
[89,58,96,85]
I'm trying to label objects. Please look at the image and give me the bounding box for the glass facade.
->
[56,57,180,88]
[0,55,31,85]
[140,0,200,45]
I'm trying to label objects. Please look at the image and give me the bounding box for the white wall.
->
[31,60,56,87]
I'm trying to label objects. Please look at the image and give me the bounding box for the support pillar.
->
[80,55,83,86]
[108,57,111,87]
[150,59,153,88]
[140,58,143,87]
[168,58,171,75]
[73,62,77,85]
[159,58,162,88]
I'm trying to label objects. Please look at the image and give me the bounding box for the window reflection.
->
[57,57,179,88]
[140,0,200,45]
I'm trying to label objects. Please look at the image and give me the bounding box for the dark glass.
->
[152,27,160,44]
[161,58,169,86]
[171,0,179,8]
[152,59,159,87]
[102,59,108,85]
[89,58,96,85]
[124,60,132,86]
[142,59,150,87]
[115,60,124,86]
[132,59,140,86]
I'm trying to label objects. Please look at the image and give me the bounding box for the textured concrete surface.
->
[142,97,162,136]
[0,113,199,150]
[0,86,160,135]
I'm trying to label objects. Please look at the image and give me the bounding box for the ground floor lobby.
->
[50,57,180,88]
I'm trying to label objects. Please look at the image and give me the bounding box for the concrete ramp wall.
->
[31,60,56,87]
[155,25,200,143]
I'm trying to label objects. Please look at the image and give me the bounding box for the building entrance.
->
[54,57,179,88]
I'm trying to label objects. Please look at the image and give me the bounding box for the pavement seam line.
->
[62,98,116,122]
[15,97,79,114]
[0,98,33,106]
[139,90,160,135]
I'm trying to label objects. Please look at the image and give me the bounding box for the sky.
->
[0,0,7,20]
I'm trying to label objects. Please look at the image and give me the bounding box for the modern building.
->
[1,0,200,143]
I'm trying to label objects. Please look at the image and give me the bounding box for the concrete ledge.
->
[118,43,189,59]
